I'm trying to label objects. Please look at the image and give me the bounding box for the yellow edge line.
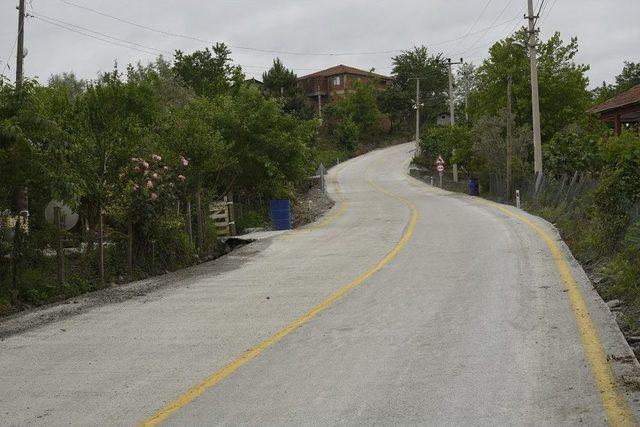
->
[408,170,634,425]
[139,158,418,426]
[481,201,636,427]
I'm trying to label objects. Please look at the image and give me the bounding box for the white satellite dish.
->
[45,200,79,231]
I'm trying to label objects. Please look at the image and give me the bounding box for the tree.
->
[262,58,297,97]
[615,61,640,93]
[339,81,383,138]
[262,58,314,119]
[173,43,243,98]
[387,46,448,129]
[456,62,477,122]
[469,30,591,145]
[419,124,478,175]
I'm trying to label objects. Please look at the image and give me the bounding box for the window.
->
[333,76,341,86]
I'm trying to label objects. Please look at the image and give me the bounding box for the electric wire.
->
[57,0,520,57]
[458,0,517,55]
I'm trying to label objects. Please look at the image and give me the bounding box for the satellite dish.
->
[45,200,79,231]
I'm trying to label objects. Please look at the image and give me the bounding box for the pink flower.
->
[146,180,153,189]
[152,172,159,179]
[150,192,158,201]
[177,174,186,182]
[180,156,189,167]
[141,161,149,170]
[152,154,162,161]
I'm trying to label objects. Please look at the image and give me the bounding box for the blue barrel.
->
[270,199,292,230]
[468,178,479,196]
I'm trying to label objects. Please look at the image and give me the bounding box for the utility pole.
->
[16,0,26,91]
[526,0,543,186]
[446,58,463,182]
[415,77,420,153]
[316,80,322,117]
[506,75,513,201]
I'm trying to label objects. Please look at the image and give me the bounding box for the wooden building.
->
[297,65,392,114]
[590,84,640,135]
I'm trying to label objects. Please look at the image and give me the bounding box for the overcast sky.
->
[0,0,637,89]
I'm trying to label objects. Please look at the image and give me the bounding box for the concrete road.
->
[1,143,639,426]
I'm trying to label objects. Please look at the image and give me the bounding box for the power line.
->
[538,0,558,27]
[457,0,494,49]
[57,0,519,57]
[458,0,517,55]
[30,14,363,74]
[33,15,166,57]
[31,12,173,56]
[533,0,546,26]
[1,33,19,79]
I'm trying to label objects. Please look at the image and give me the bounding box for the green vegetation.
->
[0,47,317,312]
[411,27,640,335]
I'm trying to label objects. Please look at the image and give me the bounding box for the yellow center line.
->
[407,172,636,427]
[139,155,419,426]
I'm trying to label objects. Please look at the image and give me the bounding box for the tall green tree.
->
[469,30,591,143]
[615,61,640,93]
[262,58,297,96]
[338,81,383,138]
[386,46,448,129]
[173,43,244,98]
[261,58,314,119]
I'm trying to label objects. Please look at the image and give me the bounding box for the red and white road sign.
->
[436,164,445,172]
[435,155,445,166]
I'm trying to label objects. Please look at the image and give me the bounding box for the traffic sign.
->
[436,164,445,172]
[435,155,445,165]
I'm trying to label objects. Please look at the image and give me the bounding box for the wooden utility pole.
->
[506,75,513,200]
[16,0,26,91]
[526,0,543,186]
[316,80,322,117]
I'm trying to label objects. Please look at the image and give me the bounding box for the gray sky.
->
[0,0,637,88]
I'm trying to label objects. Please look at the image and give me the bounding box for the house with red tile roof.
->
[590,84,640,134]
[298,65,392,114]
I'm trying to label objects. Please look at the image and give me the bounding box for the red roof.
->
[590,84,640,114]
[298,64,391,81]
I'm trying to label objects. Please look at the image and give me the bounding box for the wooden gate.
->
[209,195,236,237]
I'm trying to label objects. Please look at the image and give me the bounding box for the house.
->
[297,64,392,114]
[436,112,451,125]
[244,77,263,88]
[590,84,640,135]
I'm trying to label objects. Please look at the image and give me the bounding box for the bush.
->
[334,117,359,153]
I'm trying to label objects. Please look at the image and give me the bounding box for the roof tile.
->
[590,84,640,114]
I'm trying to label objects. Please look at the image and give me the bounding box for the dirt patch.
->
[292,186,335,228]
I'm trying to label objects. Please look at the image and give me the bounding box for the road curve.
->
[1,143,639,426]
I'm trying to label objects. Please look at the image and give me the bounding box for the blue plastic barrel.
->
[270,199,292,230]
[468,178,479,196]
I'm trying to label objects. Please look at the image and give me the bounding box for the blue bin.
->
[270,199,292,230]
[468,178,479,196]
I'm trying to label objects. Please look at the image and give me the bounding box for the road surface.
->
[1,143,639,426]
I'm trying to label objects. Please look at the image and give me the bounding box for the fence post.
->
[186,199,193,244]
[98,207,104,286]
[54,206,65,286]
[127,216,133,279]
[228,191,236,236]
[196,188,203,249]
